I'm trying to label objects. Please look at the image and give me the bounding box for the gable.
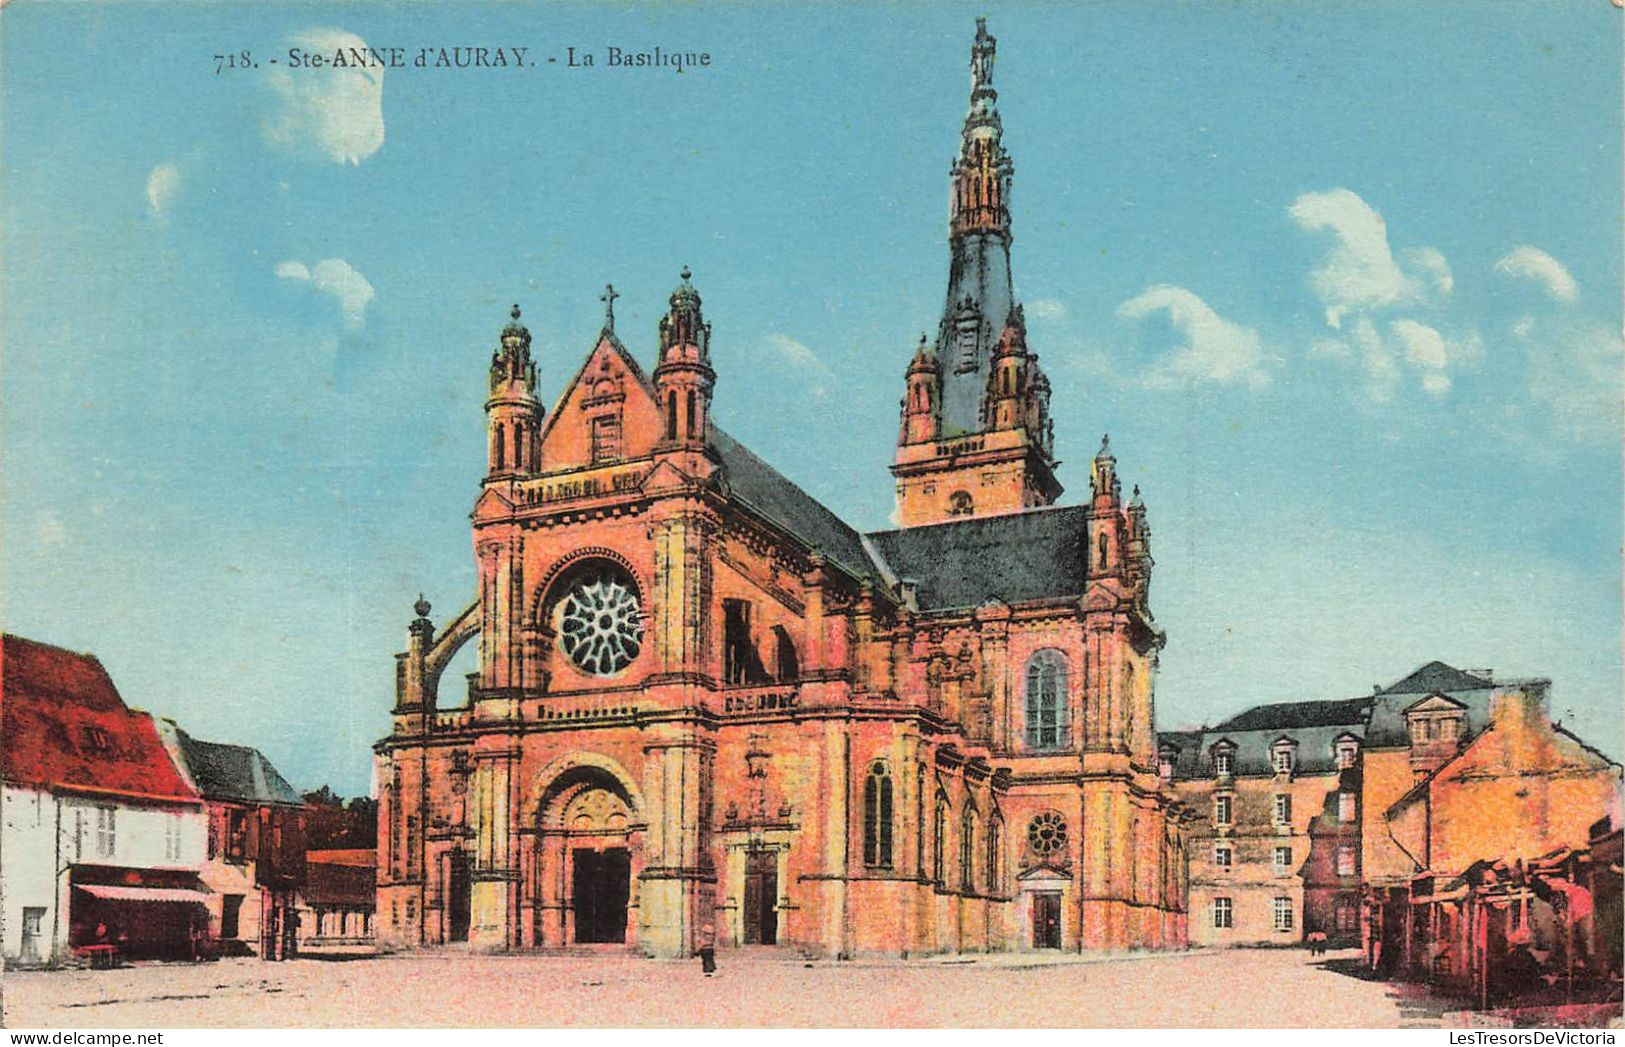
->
[537,331,663,472]
[1405,693,1468,716]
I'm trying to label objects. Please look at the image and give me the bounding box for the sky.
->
[3,2,1620,797]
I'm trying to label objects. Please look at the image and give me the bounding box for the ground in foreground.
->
[0,947,1511,1028]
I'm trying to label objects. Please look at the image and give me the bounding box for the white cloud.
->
[1117,284,1269,389]
[1320,317,1480,402]
[276,257,374,327]
[1391,318,1449,371]
[765,333,833,398]
[1026,298,1068,321]
[1288,188,1449,327]
[146,163,182,215]
[263,29,385,165]
[1516,315,1622,443]
[1494,246,1579,304]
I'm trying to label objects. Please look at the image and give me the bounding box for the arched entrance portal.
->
[533,762,646,948]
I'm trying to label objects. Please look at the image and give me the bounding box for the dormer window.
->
[1158,754,1175,782]
[1213,746,1235,777]
[1335,736,1360,770]
[1271,740,1297,777]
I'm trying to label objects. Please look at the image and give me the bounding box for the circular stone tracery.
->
[556,564,644,677]
[1027,811,1068,857]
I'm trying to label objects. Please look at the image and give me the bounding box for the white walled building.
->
[1,635,207,963]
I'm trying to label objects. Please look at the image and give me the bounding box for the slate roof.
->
[0,634,200,803]
[1159,662,1549,780]
[712,426,879,583]
[1378,662,1494,696]
[863,505,1091,611]
[169,727,304,807]
[1215,697,1373,733]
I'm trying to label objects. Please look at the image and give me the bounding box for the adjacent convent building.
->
[375,20,1187,959]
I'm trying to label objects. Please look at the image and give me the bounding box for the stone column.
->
[469,745,518,950]
[638,734,714,957]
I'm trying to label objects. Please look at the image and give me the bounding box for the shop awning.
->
[75,884,210,905]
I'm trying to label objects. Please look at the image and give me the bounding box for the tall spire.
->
[935,17,1016,437]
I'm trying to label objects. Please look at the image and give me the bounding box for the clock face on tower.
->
[556,564,644,677]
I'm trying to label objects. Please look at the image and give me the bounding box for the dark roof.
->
[171,728,304,807]
[1378,661,1494,696]
[1215,697,1373,732]
[863,505,1091,611]
[712,427,878,582]
[302,849,376,907]
[0,634,200,802]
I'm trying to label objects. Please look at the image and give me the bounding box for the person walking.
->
[697,922,717,976]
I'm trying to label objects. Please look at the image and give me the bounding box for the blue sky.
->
[3,3,1619,796]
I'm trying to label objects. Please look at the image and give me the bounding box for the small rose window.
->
[1027,811,1068,857]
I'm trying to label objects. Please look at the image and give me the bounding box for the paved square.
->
[2,948,1461,1028]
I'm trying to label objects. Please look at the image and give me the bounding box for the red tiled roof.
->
[1,634,199,803]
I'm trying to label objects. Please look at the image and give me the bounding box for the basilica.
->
[375,19,1188,958]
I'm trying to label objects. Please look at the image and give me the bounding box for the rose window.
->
[1027,811,1068,857]
[556,565,643,677]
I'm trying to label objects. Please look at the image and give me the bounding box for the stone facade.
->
[374,20,1187,960]
[1163,662,1622,949]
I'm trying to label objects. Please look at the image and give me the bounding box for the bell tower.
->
[652,267,717,477]
[486,304,542,480]
[890,18,1060,527]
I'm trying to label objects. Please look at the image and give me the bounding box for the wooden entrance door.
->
[743,850,778,945]
[447,851,472,942]
[573,847,631,944]
[1032,891,1062,949]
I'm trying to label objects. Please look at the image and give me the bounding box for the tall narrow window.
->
[1214,897,1233,929]
[773,626,799,683]
[1273,897,1294,932]
[1098,532,1109,568]
[987,816,1002,895]
[590,415,620,463]
[1337,844,1357,877]
[685,389,698,439]
[932,798,948,887]
[1024,650,1070,750]
[95,806,116,858]
[960,806,978,892]
[665,391,678,440]
[493,426,506,470]
[862,763,894,868]
[1215,795,1232,826]
[1338,792,1356,824]
[1274,794,1292,826]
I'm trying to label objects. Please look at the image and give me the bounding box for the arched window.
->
[1024,650,1070,750]
[1097,532,1109,568]
[773,626,799,683]
[665,391,678,440]
[493,425,506,470]
[987,815,1003,895]
[685,389,698,439]
[862,762,894,868]
[960,805,978,892]
[932,796,949,886]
